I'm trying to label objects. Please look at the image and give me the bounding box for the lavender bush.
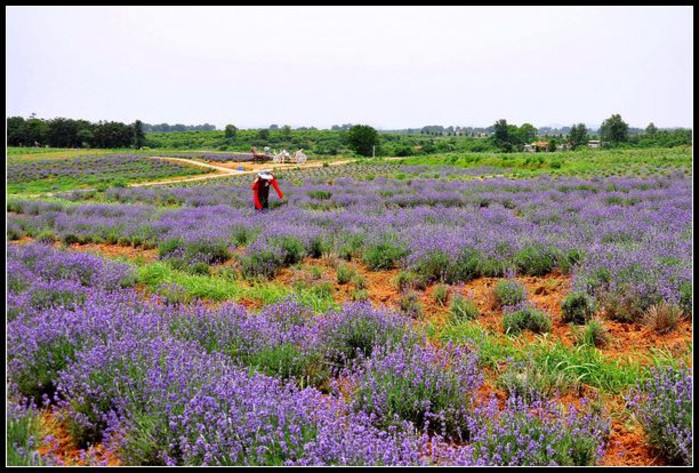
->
[627,364,692,465]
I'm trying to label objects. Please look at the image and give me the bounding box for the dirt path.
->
[129,157,361,188]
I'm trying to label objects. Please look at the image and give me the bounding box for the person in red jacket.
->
[252,170,284,211]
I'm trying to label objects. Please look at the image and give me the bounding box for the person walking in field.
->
[252,170,284,211]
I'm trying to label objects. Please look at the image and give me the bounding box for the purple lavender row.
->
[7,243,614,466]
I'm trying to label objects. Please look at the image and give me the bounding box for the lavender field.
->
[6,156,693,466]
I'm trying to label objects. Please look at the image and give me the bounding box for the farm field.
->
[6,148,693,466]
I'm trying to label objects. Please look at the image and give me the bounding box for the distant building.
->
[557,143,571,151]
[524,141,550,152]
[587,140,601,148]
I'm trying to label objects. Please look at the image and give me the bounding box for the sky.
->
[5,6,693,130]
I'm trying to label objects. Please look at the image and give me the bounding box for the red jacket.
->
[252,177,284,210]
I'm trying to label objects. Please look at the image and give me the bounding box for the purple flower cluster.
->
[10,171,690,310]
[432,395,610,466]
[626,364,692,465]
[343,340,482,440]
[4,243,618,466]
[7,154,205,186]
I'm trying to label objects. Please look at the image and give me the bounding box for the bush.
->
[350,288,370,302]
[440,396,610,466]
[412,250,451,283]
[278,236,306,266]
[337,234,365,262]
[641,302,683,334]
[514,245,561,276]
[598,285,654,323]
[433,284,449,307]
[627,364,692,465]
[347,342,481,440]
[561,291,596,324]
[678,281,692,317]
[449,248,483,283]
[336,264,354,284]
[351,273,367,290]
[307,190,332,200]
[321,302,412,366]
[573,319,611,348]
[503,307,552,335]
[560,248,583,274]
[399,291,423,319]
[240,250,283,280]
[449,294,479,322]
[497,361,578,402]
[362,239,407,271]
[395,270,428,292]
[493,280,527,308]
[308,236,329,258]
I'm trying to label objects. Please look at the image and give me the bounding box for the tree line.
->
[7,116,146,149]
[491,114,691,152]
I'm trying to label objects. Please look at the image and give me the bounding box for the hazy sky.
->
[6,6,693,130]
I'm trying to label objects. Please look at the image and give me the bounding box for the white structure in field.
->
[587,140,601,148]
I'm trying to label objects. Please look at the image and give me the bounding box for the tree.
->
[280,125,292,141]
[493,119,513,152]
[224,124,238,140]
[257,128,270,140]
[568,123,589,149]
[132,120,146,148]
[600,114,629,146]
[548,137,557,152]
[347,124,379,157]
[517,123,537,144]
[645,122,658,135]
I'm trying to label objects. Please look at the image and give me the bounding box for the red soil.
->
[37,408,120,466]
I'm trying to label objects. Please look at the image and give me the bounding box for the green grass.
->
[436,319,651,393]
[6,406,44,466]
[397,147,692,178]
[135,260,337,312]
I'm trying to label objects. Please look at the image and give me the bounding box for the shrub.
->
[240,250,283,281]
[362,240,407,271]
[573,319,611,348]
[336,264,354,284]
[278,236,306,266]
[321,302,412,366]
[7,401,45,466]
[493,280,527,308]
[412,250,451,283]
[158,237,183,259]
[436,396,610,466]
[395,270,428,292]
[351,273,367,290]
[338,234,365,261]
[598,285,654,323]
[497,361,578,402]
[307,190,332,200]
[36,230,58,243]
[560,248,583,274]
[399,291,422,319]
[449,294,480,322]
[627,364,692,465]
[247,342,328,388]
[347,341,481,440]
[514,245,561,276]
[503,307,552,335]
[678,281,692,317]
[641,302,683,334]
[449,247,483,283]
[561,291,596,324]
[350,288,370,302]
[308,236,329,259]
[433,284,449,307]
